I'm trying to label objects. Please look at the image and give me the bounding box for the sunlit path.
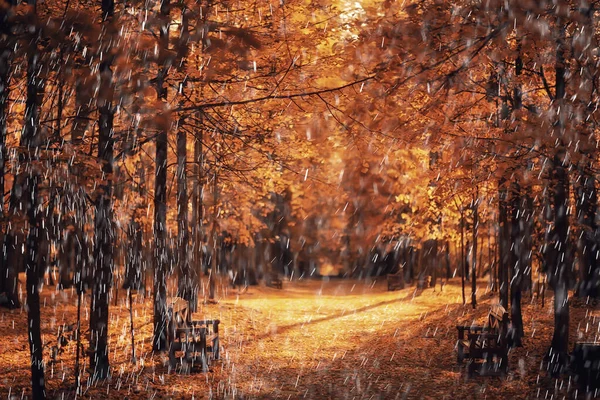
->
[212,279,551,399]
[2,276,599,399]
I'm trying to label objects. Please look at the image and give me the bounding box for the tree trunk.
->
[478,236,484,278]
[43,194,57,286]
[575,162,599,298]
[471,193,478,309]
[550,278,569,373]
[153,0,170,352]
[191,127,203,296]
[176,11,195,310]
[499,178,510,309]
[22,5,46,395]
[177,82,194,310]
[523,192,534,293]
[71,77,92,144]
[460,212,465,305]
[74,290,82,395]
[133,162,146,294]
[124,218,142,290]
[509,181,524,347]
[488,223,494,290]
[70,62,92,293]
[547,154,570,370]
[90,58,115,379]
[153,125,168,349]
[0,19,19,309]
[547,21,570,374]
[59,229,75,289]
[445,241,451,280]
[25,177,45,400]
[209,172,218,301]
[128,287,136,363]
[494,227,499,292]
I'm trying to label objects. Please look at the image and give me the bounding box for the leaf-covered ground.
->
[1,276,599,399]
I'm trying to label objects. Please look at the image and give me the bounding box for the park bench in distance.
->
[167,297,220,373]
[265,273,283,289]
[416,275,432,289]
[387,272,404,291]
[456,304,509,376]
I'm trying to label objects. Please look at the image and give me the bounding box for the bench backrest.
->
[487,305,508,344]
[488,305,508,324]
[169,297,190,325]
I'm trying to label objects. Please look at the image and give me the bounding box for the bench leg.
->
[181,340,191,374]
[457,344,465,364]
[501,353,508,374]
[213,337,220,361]
[181,359,191,374]
[467,360,477,377]
[200,333,208,372]
[168,344,177,373]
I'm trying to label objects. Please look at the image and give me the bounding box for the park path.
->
[211,279,546,400]
[2,277,596,399]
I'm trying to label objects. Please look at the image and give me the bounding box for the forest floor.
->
[1,275,599,399]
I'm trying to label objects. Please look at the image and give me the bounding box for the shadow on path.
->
[252,295,411,341]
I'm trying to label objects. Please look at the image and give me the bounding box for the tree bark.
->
[523,192,534,293]
[478,236,484,278]
[209,172,218,301]
[0,7,19,309]
[59,227,75,289]
[575,162,599,298]
[89,58,115,379]
[445,241,451,280]
[153,0,170,351]
[460,210,465,305]
[193,123,204,276]
[509,181,524,347]
[71,76,92,144]
[25,177,45,400]
[488,223,494,290]
[88,0,117,377]
[548,154,570,362]
[471,193,478,309]
[547,22,570,375]
[22,4,46,395]
[177,81,195,310]
[124,217,143,291]
[499,178,509,309]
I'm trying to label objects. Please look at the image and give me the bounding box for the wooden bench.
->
[571,342,600,393]
[416,275,432,289]
[265,274,283,289]
[456,305,509,376]
[387,272,404,291]
[167,297,220,373]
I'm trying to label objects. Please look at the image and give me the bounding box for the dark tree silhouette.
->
[153,0,170,351]
[21,1,46,397]
[0,0,19,310]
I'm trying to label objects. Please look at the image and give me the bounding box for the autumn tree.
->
[19,0,47,396]
[150,0,170,351]
[88,0,116,379]
[0,0,18,309]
